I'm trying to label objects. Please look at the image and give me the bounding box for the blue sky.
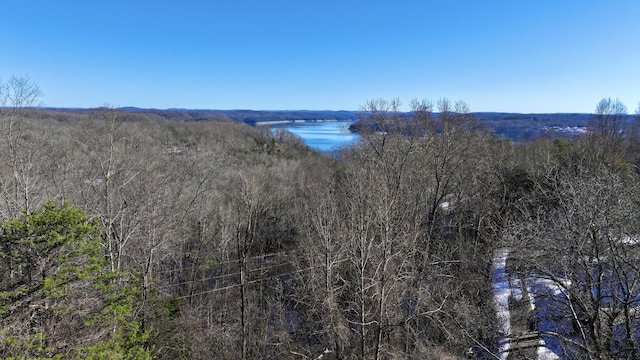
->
[2,1,639,113]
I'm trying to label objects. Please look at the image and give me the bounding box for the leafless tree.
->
[505,157,640,359]
[286,99,498,359]
[590,98,628,139]
[0,76,45,216]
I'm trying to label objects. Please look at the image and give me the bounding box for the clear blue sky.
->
[2,1,639,113]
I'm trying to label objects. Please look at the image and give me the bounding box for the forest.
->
[1,77,640,359]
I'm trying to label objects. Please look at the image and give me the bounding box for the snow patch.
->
[492,249,511,360]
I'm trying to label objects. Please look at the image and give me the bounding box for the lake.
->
[273,121,359,152]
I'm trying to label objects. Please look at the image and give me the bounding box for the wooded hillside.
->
[1,79,639,359]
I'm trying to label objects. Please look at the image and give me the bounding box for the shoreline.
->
[254,119,348,126]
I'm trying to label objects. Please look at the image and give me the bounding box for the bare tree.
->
[505,159,640,359]
[0,76,45,216]
[288,98,498,359]
[289,155,351,357]
[588,98,628,160]
[590,98,628,139]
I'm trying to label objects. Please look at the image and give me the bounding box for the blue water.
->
[276,121,359,152]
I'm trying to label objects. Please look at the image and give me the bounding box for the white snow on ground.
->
[493,249,561,360]
[510,272,523,302]
[492,249,511,360]
[524,278,561,360]
[537,346,561,360]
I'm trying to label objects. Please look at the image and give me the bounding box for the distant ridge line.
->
[24,107,637,140]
